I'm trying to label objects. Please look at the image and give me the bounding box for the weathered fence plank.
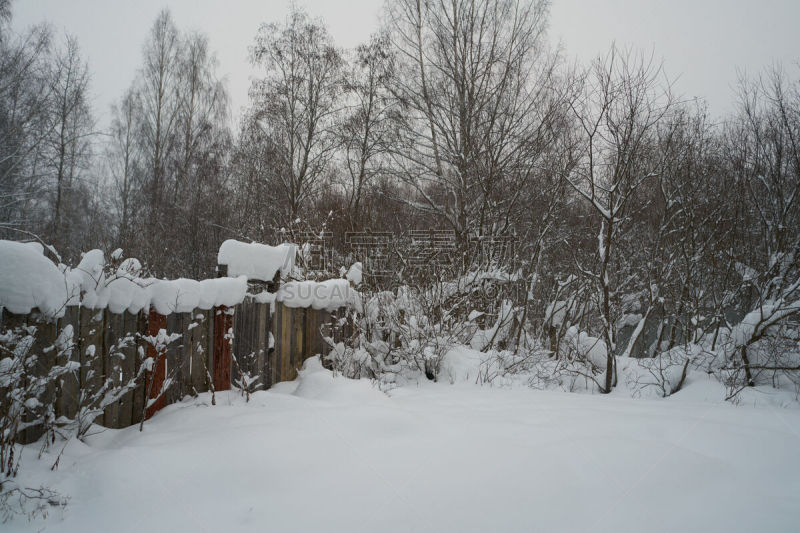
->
[280,303,293,381]
[256,302,268,390]
[131,311,147,425]
[79,307,104,406]
[56,306,80,421]
[25,312,58,443]
[103,310,123,428]
[270,301,282,388]
[293,307,306,379]
[144,309,167,420]
[212,306,232,392]
[165,312,182,405]
[116,310,138,428]
[189,308,208,394]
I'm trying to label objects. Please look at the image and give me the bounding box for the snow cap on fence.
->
[217,240,296,281]
[0,240,72,317]
[147,276,248,315]
[276,279,360,312]
[0,241,250,317]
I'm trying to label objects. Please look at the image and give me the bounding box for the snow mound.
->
[217,240,296,281]
[290,357,387,404]
[563,326,608,368]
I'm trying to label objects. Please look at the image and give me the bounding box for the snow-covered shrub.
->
[325,283,469,383]
[0,321,74,519]
[232,350,262,402]
[0,323,76,477]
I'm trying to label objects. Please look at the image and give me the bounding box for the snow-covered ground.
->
[7,353,800,532]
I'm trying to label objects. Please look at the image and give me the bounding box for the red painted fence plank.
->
[213,305,232,392]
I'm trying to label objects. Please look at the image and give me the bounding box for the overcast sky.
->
[11,0,800,128]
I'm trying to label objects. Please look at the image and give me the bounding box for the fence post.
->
[213,263,232,392]
[145,307,167,419]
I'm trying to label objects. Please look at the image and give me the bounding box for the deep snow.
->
[6,354,800,533]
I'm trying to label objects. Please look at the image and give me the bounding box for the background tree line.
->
[1,0,798,392]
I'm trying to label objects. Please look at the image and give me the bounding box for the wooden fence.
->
[1,298,351,441]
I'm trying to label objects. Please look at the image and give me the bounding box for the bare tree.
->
[247,7,343,223]
[107,88,141,248]
[563,47,675,392]
[138,9,181,213]
[386,0,563,256]
[339,33,394,228]
[104,10,233,277]
[0,22,53,236]
[44,34,94,257]
[719,65,800,387]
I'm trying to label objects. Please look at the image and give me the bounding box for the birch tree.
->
[247,7,343,223]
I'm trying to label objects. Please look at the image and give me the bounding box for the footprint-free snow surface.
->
[8,358,800,532]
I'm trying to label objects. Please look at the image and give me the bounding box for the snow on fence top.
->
[0,240,248,318]
[0,240,357,318]
[276,279,361,312]
[217,240,296,282]
[0,240,71,317]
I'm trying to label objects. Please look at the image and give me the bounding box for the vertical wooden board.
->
[1,312,29,441]
[212,306,232,392]
[190,309,208,394]
[239,301,251,379]
[164,312,181,404]
[292,307,306,378]
[206,307,215,391]
[256,303,267,389]
[245,301,255,376]
[131,310,148,425]
[145,309,168,419]
[176,311,189,400]
[116,310,137,428]
[187,309,199,394]
[270,302,282,387]
[103,310,123,429]
[249,302,260,377]
[56,306,80,420]
[25,312,58,443]
[280,303,294,382]
[264,305,272,389]
[248,302,259,377]
[211,306,228,392]
[232,301,246,384]
[245,301,260,379]
[231,303,241,386]
[270,302,279,384]
[30,311,59,371]
[178,311,193,399]
[79,307,104,401]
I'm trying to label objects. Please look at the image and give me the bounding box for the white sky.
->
[11,0,800,128]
